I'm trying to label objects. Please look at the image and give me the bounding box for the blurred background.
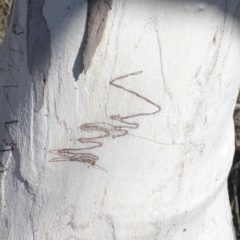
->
[1,0,240,238]
[0,0,11,44]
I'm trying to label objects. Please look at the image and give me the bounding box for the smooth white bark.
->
[0,0,240,239]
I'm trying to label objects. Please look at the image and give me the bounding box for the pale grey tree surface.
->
[0,0,240,239]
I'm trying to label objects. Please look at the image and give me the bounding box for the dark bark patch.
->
[83,0,112,73]
[72,30,87,80]
[27,0,51,110]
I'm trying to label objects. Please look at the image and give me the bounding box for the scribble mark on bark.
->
[49,71,161,169]
[0,20,24,171]
[83,0,113,73]
[27,0,51,110]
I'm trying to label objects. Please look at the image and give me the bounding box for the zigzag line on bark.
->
[49,71,161,171]
[0,22,24,171]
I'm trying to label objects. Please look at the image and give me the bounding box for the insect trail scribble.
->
[0,23,24,172]
[49,71,161,170]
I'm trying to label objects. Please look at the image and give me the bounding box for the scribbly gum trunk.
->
[1,0,240,239]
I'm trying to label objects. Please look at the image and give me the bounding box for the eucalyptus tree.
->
[0,0,240,239]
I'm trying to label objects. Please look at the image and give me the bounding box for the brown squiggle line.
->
[49,71,161,169]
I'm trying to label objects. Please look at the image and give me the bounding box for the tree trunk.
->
[1,0,240,239]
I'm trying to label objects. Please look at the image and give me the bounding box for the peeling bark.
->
[83,0,112,73]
